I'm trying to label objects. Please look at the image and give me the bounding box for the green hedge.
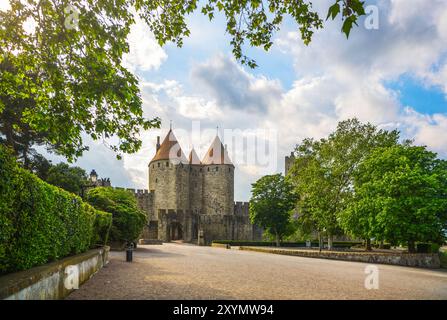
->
[416,243,441,254]
[440,251,447,269]
[0,145,112,274]
[85,187,147,244]
[212,240,362,248]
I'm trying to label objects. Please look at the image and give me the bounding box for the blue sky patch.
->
[387,75,446,115]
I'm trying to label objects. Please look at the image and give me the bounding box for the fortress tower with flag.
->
[136,128,263,244]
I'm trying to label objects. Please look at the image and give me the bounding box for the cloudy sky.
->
[32,0,447,200]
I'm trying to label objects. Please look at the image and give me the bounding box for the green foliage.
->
[86,187,147,243]
[342,145,447,252]
[415,243,440,254]
[30,154,52,181]
[327,0,366,38]
[0,0,161,163]
[249,174,298,244]
[0,145,112,274]
[440,250,447,269]
[288,119,399,242]
[45,163,88,195]
[92,210,113,247]
[0,1,365,162]
[140,0,364,67]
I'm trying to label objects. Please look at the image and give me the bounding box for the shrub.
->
[86,187,147,244]
[92,209,113,246]
[0,145,112,274]
[416,243,441,254]
[440,251,447,269]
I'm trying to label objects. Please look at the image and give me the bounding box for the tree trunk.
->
[275,232,280,247]
[4,122,15,152]
[408,240,416,253]
[318,232,322,252]
[328,234,333,251]
[365,238,372,251]
[379,240,384,249]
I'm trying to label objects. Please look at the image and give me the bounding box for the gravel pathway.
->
[67,243,447,300]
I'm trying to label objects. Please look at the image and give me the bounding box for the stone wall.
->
[0,247,109,300]
[114,183,262,244]
[149,160,178,211]
[234,201,249,216]
[202,164,234,215]
[199,212,263,245]
[238,247,441,269]
[189,164,203,216]
[114,155,261,244]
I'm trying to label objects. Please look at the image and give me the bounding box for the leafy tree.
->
[0,0,366,163]
[250,174,298,247]
[45,163,88,195]
[86,187,147,245]
[288,119,399,249]
[29,154,53,181]
[342,145,447,253]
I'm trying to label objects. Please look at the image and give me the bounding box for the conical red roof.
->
[202,136,233,165]
[151,129,187,163]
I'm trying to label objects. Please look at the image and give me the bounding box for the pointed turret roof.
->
[188,148,201,165]
[151,129,187,163]
[202,136,233,165]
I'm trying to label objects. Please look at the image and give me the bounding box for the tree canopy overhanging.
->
[0,0,367,164]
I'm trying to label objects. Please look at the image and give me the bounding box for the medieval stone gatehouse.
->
[136,129,263,244]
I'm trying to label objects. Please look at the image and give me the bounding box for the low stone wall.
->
[211,242,231,249]
[0,246,109,300]
[239,247,441,269]
[139,239,163,245]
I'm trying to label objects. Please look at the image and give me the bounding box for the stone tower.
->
[148,129,191,241]
[142,128,262,244]
[201,135,234,216]
[188,148,202,240]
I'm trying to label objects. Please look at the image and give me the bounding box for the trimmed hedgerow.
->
[0,145,112,274]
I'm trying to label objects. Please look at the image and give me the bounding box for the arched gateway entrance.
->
[168,222,183,241]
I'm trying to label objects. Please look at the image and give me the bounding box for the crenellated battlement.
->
[234,201,250,216]
[112,187,151,195]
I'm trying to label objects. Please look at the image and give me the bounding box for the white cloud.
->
[273,0,447,157]
[72,0,447,200]
[191,54,283,113]
[0,0,10,12]
[122,17,167,72]
[400,109,447,156]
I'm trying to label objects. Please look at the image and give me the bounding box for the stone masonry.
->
[134,129,263,245]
